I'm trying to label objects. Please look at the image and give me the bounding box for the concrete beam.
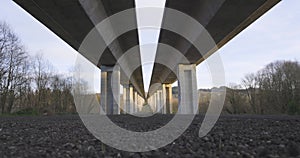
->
[177,64,198,114]
[100,65,120,115]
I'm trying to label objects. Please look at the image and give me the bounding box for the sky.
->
[0,0,299,92]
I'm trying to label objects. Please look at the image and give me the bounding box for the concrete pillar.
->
[137,95,143,112]
[162,85,166,114]
[129,86,134,113]
[122,87,126,114]
[155,92,162,113]
[163,84,172,114]
[147,97,150,110]
[153,92,157,112]
[147,96,153,110]
[137,95,141,112]
[156,90,163,113]
[134,91,138,113]
[123,84,134,114]
[100,65,120,115]
[177,64,198,114]
[151,95,155,111]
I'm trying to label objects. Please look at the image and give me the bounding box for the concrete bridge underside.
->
[13,0,280,114]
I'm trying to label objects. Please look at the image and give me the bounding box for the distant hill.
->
[172,86,248,98]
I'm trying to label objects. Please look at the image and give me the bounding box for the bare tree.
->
[32,53,55,112]
[242,73,260,113]
[0,22,31,113]
[242,60,300,114]
[0,21,77,115]
[225,83,248,114]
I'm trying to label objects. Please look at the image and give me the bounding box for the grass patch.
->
[0,107,39,116]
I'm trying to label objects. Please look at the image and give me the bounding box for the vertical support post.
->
[101,70,107,113]
[129,85,134,113]
[162,84,166,114]
[122,86,126,114]
[134,91,138,113]
[123,84,134,114]
[163,84,173,114]
[147,97,150,110]
[148,96,153,110]
[137,94,144,112]
[153,92,157,113]
[100,65,120,115]
[177,64,198,114]
[156,90,163,113]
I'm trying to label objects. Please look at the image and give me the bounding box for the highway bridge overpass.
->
[13,0,280,114]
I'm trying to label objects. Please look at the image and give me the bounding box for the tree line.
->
[0,21,75,115]
[220,60,300,115]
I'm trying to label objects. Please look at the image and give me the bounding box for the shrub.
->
[288,101,299,115]
[13,107,39,116]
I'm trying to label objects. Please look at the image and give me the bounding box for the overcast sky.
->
[0,0,299,92]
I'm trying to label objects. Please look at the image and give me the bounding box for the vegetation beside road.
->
[0,22,76,115]
[196,60,300,115]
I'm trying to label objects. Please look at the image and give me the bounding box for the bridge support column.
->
[133,91,138,113]
[123,84,134,114]
[177,64,198,114]
[147,97,150,110]
[163,84,173,114]
[137,95,143,112]
[122,86,127,114]
[156,90,163,113]
[148,95,153,111]
[155,92,160,113]
[100,65,120,115]
[153,92,158,112]
[162,85,166,114]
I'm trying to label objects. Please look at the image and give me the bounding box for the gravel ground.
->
[0,114,300,158]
